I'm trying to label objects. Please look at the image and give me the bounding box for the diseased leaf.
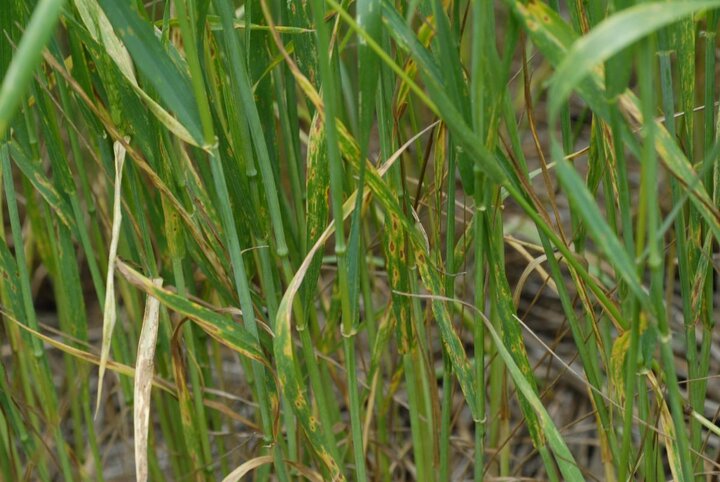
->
[96,138,127,417]
[549,1,720,118]
[117,260,266,365]
[301,114,329,329]
[133,278,162,482]
[7,141,75,231]
[484,316,587,481]
[97,0,204,145]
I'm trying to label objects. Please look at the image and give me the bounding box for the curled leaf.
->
[133,278,162,482]
[95,138,127,417]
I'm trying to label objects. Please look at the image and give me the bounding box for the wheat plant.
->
[1,0,720,481]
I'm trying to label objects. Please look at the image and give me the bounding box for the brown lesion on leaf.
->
[282,339,293,358]
[294,394,307,410]
[391,268,399,285]
[391,216,399,231]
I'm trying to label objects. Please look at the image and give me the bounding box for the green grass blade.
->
[549,0,720,118]
[72,0,200,145]
[97,0,204,144]
[487,314,586,481]
[117,260,267,365]
[0,0,63,138]
[7,141,75,230]
[555,151,651,307]
[510,0,720,293]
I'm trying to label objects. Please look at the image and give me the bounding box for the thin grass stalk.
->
[696,13,719,479]
[396,110,437,482]
[468,2,491,479]
[658,26,704,482]
[515,99,622,469]
[308,1,367,480]
[225,16,335,463]
[211,37,301,462]
[275,0,306,246]
[0,379,16,481]
[638,36,693,482]
[634,379,656,482]
[254,244,299,464]
[153,136,198,481]
[471,172,487,482]
[343,1,381,473]
[2,144,74,480]
[54,71,106,311]
[412,271,438,481]
[218,6,301,339]
[6,1,720,479]
[38,86,106,479]
[174,258,214,476]
[401,332,430,482]
[384,1,628,330]
[272,69,305,246]
[28,72,83,461]
[671,7,710,475]
[547,0,579,253]
[439,128,455,481]
[173,1,290,479]
[375,47,398,479]
[283,111,343,463]
[600,9,643,481]
[122,149,203,478]
[510,109,619,470]
[0,220,48,481]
